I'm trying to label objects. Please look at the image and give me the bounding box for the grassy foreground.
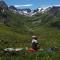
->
[0,25,60,60]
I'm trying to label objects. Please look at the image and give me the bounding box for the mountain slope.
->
[0,0,8,9]
[27,6,60,28]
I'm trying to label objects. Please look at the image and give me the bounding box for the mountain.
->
[0,0,60,28]
[9,6,17,10]
[33,8,39,13]
[47,6,60,15]
[18,8,31,13]
[27,6,60,28]
[0,0,8,9]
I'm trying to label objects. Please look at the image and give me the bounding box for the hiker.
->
[32,36,38,50]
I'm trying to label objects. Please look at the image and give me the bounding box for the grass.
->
[0,24,32,48]
[0,25,60,60]
[33,26,60,48]
[0,47,60,60]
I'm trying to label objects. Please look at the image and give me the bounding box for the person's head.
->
[32,36,37,40]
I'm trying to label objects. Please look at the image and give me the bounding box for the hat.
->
[32,36,37,38]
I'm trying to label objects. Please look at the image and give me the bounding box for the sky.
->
[4,0,60,9]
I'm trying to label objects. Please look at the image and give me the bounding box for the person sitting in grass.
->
[32,35,39,50]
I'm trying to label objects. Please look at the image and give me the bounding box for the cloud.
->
[54,5,60,6]
[14,4,33,7]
